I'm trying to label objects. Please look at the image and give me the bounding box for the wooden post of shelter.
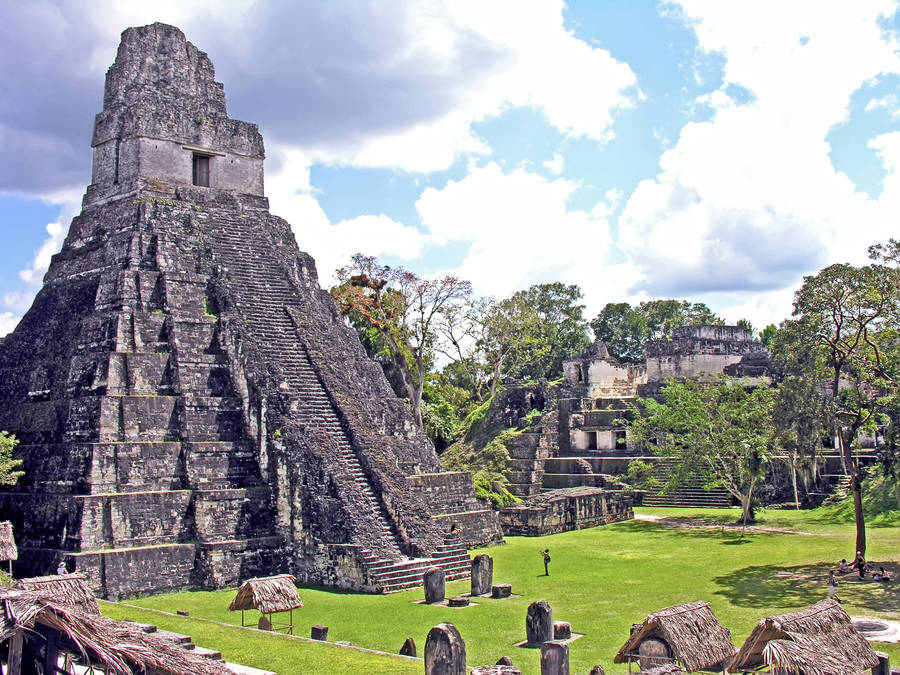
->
[39,624,59,675]
[7,627,23,675]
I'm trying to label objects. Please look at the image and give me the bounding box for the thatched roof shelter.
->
[229,574,302,615]
[15,574,100,616]
[729,599,880,675]
[0,588,230,674]
[614,600,736,672]
[0,522,17,562]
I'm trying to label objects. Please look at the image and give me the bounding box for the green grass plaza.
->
[101,507,900,674]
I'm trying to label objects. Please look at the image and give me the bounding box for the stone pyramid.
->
[0,23,501,598]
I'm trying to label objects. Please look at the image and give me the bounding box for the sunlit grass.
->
[105,507,900,674]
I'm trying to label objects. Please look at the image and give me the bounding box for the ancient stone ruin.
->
[491,325,777,527]
[0,22,500,598]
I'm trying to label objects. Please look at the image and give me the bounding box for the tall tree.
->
[332,254,472,429]
[590,302,647,363]
[628,378,777,528]
[504,283,590,381]
[776,260,899,555]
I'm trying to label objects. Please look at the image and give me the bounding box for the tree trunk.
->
[740,493,753,535]
[413,351,425,429]
[839,430,866,556]
[790,459,800,509]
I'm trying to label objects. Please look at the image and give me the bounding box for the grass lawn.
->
[104,507,900,674]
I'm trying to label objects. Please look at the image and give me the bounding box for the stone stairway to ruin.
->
[360,537,471,593]
[203,210,469,589]
[641,457,733,508]
[204,212,404,560]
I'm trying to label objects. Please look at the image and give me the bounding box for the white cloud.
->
[865,94,900,116]
[2,291,32,313]
[544,153,564,175]
[18,220,67,285]
[715,287,796,331]
[0,312,20,337]
[415,162,626,304]
[278,0,638,172]
[266,152,427,287]
[591,188,624,219]
[619,1,900,304]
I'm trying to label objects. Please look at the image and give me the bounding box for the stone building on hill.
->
[497,325,774,509]
[0,23,500,598]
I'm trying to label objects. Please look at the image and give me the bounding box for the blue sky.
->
[1,0,899,336]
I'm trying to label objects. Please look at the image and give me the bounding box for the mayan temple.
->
[0,23,501,599]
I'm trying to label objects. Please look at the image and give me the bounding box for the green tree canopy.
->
[590,299,722,363]
[0,431,23,487]
[503,283,591,381]
[772,258,900,555]
[627,377,777,526]
[331,253,472,429]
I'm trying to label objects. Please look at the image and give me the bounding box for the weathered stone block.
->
[471,554,493,596]
[424,567,446,604]
[310,625,328,641]
[553,621,571,640]
[526,601,554,645]
[492,584,511,599]
[540,641,569,675]
[448,596,469,608]
[399,637,416,657]
[425,622,466,675]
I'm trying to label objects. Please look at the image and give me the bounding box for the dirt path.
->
[634,513,815,536]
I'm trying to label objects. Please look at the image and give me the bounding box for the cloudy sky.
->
[1,1,899,337]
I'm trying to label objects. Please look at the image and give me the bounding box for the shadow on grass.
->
[713,564,900,612]
[615,519,778,544]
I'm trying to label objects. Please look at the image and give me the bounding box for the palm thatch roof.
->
[0,522,17,561]
[613,600,736,672]
[0,588,231,675]
[15,573,100,615]
[729,599,879,675]
[229,574,302,614]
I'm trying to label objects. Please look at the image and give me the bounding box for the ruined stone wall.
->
[644,325,766,382]
[499,488,633,537]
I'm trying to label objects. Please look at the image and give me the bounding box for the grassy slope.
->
[106,507,900,674]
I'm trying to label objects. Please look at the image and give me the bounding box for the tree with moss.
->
[0,431,23,487]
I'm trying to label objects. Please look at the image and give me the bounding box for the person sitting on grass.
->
[873,567,891,582]
[839,559,850,574]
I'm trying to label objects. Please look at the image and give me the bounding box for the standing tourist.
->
[541,549,551,576]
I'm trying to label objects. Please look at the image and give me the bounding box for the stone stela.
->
[0,22,501,599]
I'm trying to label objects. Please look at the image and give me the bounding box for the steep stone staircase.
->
[360,537,471,593]
[203,209,470,589]
[641,458,733,508]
